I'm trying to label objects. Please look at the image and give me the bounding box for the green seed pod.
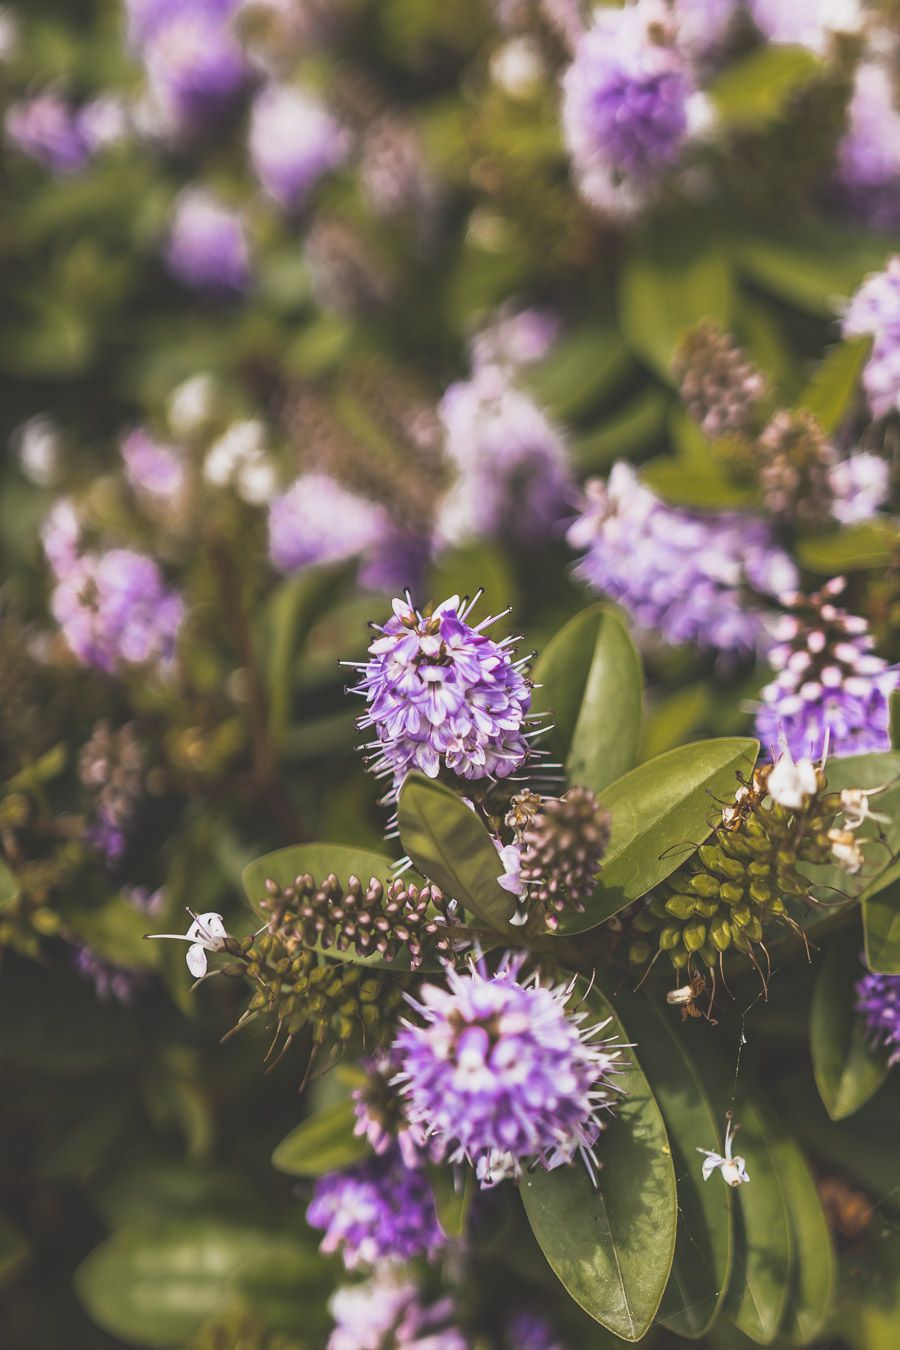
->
[710,916,732,951]
[690,873,721,898]
[659,925,682,951]
[665,895,698,920]
[684,920,708,952]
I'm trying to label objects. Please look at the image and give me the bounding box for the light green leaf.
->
[530,603,643,796]
[397,773,514,933]
[796,522,896,574]
[428,1164,473,1240]
[863,867,900,974]
[797,336,870,433]
[571,388,670,472]
[64,895,161,971]
[618,216,733,381]
[521,986,677,1341]
[640,684,712,761]
[811,932,888,1121]
[709,44,820,128]
[617,993,732,1339]
[524,323,632,421]
[641,457,759,510]
[554,738,758,935]
[772,1135,835,1345]
[271,1098,369,1178]
[0,860,19,912]
[74,1221,317,1348]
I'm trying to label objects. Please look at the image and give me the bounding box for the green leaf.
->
[618,215,733,381]
[797,336,870,433]
[787,1077,900,1215]
[811,931,888,1121]
[64,894,161,971]
[235,1239,329,1340]
[521,986,677,1341]
[641,457,759,510]
[271,1097,369,1178]
[524,323,632,421]
[429,1164,474,1240]
[730,222,900,317]
[265,566,349,746]
[242,843,422,969]
[397,773,514,933]
[0,860,19,912]
[796,522,896,574]
[863,867,900,974]
[530,603,643,796]
[74,1221,316,1348]
[640,684,713,761]
[616,993,732,1339]
[772,1135,835,1345]
[709,45,821,129]
[571,388,670,472]
[427,542,516,620]
[0,1215,28,1285]
[721,1096,793,1345]
[554,738,758,935]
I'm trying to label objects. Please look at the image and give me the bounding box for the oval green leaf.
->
[863,866,900,974]
[521,986,677,1341]
[531,603,643,796]
[397,773,514,933]
[797,336,871,433]
[811,931,888,1121]
[772,1134,835,1345]
[271,1097,369,1178]
[553,737,758,935]
[709,44,820,129]
[617,993,733,1339]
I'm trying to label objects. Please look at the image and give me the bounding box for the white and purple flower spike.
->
[146,910,228,977]
[697,1115,749,1188]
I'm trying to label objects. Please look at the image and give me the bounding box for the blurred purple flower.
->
[829,452,890,525]
[125,0,240,48]
[469,306,560,372]
[268,473,390,573]
[249,83,348,209]
[351,593,532,790]
[72,945,142,1004]
[672,0,739,62]
[504,1310,566,1350]
[306,1144,445,1269]
[328,1270,465,1350]
[562,1,702,217]
[834,62,900,231]
[856,968,900,1065]
[50,548,184,673]
[5,93,92,173]
[165,189,251,292]
[568,463,797,655]
[747,0,863,54]
[121,428,187,504]
[843,255,900,418]
[392,952,623,1187]
[143,11,247,130]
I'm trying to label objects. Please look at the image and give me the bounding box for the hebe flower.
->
[120,428,187,505]
[834,62,900,231]
[856,969,900,1065]
[165,189,251,293]
[829,452,890,526]
[306,1144,445,1269]
[568,463,797,656]
[469,306,560,373]
[125,0,239,48]
[437,365,573,547]
[268,473,390,574]
[843,257,900,418]
[5,93,92,174]
[142,9,247,130]
[755,578,897,760]
[327,1269,465,1350]
[351,593,533,791]
[392,953,623,1186]
[50,549,184,673]
[562,1,701,218]
[249,84,348,210]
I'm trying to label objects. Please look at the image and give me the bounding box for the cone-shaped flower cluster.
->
[756,409,835,529]
[392,953,623,1186]
[674,320,767,439]
[756,578,897,760]
[351,594,533,793]
[508,786,612,930]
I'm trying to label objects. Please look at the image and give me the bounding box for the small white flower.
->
[767,748,818,810]
[146,910,228,977]
[698,1116,750,1188]
[494,839,528,925]
[840,786,891,832]
[168,373,216,439]
[828,827,865,875]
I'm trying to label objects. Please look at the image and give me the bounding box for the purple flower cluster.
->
[165,189,251,293]
[843,257,900,418]
[562,2,700,218]
[327,1270,465,1350]
[392,953,622,1187]
[835,63,900,231]
[755,578,896,760]
[672,0,739,62]
[857,968,900,1065]
[268,473,390,574]
[120,428,187,505]
[249,84,348,210]
[469,306,560,373]
[568,463,797,656]
[437,364,573,548]
[46,522,184,674]
[351,594,532,791]
[4,92,123,174]
[306,1144,444,1270]
[829,452,890,526]
[129,0,247,132]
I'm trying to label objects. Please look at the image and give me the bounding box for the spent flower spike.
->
[146,909,228,977]
[698,1115,749,1188]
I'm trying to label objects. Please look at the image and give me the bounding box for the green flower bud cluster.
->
[628,765,842,974]
[242,928,408,1051]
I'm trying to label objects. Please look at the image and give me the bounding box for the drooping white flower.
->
[697,1116,749,1188]
[146,910,228,977]
[767,748,818,811]
[827,827,865,875]
[840,785,891,832]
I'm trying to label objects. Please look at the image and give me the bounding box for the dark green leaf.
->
[709,44,821,128]
[797,336,870,433]
[74,1222,314,1348]
[618,216,733,381]
[787,1076,900,1214]
[0,860,19,912]
[525,324,632,421]
[772,1135,835,1345]
[271,1098,369,1178]
[811,932,888,1121]
[554,738,758,935]
[530,603,643,796]
[571,389,670,471]
[64,894,161,971]
[521,985,676,1341]
[616,993,732,1339]
[796,522,896,574]
[397,773,514,933]
[235,1240,329,1339]
[429,1164,473,1240]
[863,867,900,974]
